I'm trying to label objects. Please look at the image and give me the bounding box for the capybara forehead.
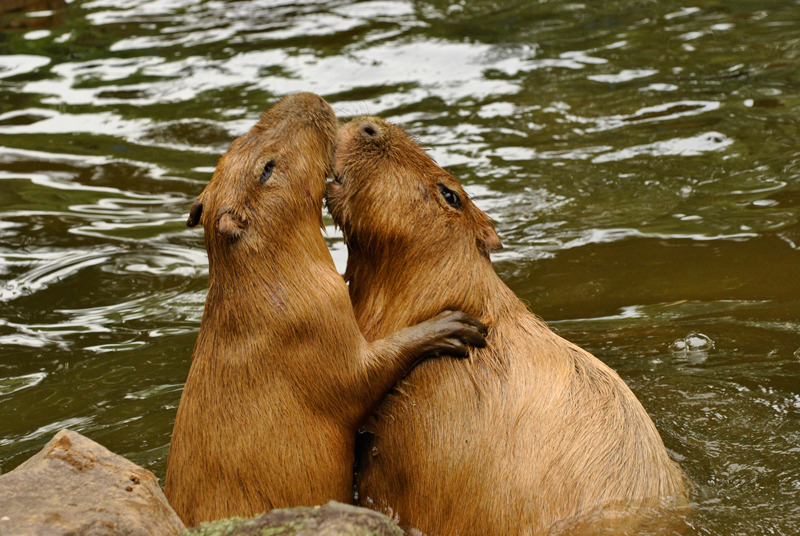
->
[215,137,263,183]
[201,129,276,208]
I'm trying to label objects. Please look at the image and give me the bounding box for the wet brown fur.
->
[327,117,688,535]
[164,95,486,527]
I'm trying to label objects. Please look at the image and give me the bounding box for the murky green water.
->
[1,0,798,533]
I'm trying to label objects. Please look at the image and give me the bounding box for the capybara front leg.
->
[359,310,487,409]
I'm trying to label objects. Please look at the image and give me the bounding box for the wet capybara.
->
[164,94,487,527]
[326,116,688,535]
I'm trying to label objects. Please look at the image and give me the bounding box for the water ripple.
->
[593,131,733,163]
[0,55,50,79]
[0,247,118,302]
[0,372,47,395]
[0,417,91,448]
[566,100,723,133]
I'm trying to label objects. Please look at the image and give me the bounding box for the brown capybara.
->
[326,116,688,535]
[163,94,487,527]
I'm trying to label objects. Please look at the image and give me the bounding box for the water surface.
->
[1,1,799,534]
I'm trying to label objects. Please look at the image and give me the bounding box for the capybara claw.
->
[448,339,470,358]
[462,327,488,349]
[434,337,469,358]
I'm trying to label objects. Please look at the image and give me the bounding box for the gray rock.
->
[0,429,186,536]
[182,501,403,536]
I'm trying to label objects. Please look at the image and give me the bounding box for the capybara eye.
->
[260,160,275,184]
[438,184,461,210]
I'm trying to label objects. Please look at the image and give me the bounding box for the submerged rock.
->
[0,429,185,536]
[182,501,403,536]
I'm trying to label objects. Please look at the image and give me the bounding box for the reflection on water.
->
[1,0,798,534]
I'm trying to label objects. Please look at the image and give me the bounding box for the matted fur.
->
[164,95,486,527]
[327,117,688,536]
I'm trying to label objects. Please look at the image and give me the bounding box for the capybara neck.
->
[204,210,329,307]
[346,245,524,342]
[199,225,333,351]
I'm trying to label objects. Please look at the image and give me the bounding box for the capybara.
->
[164,94,487,527]
[326,116,688,535]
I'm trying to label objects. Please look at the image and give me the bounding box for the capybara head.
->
[327,116,502,261]
[188,92,337,259]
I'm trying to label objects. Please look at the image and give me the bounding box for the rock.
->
[0,429,186,536]
[182,501,403,536]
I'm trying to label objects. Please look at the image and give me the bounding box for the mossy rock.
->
[182,501,404,536]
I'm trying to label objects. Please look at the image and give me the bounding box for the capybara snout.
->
[355,120,382,140]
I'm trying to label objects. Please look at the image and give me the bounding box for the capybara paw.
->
[434,310,489,336]
[436,337,470,358]
[429,311,488,356]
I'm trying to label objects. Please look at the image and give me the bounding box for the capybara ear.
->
[477,224,503,258]
[187,198,204,228]
[218,211,244,241]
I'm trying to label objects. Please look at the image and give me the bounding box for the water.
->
[1,0,798,533]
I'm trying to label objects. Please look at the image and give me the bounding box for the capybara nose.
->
[358,121,381,140]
